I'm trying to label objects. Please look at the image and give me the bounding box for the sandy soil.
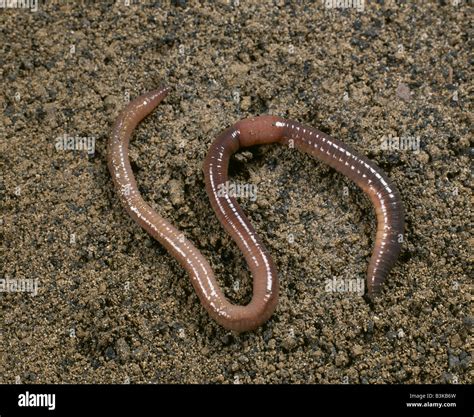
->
[1,1,471,383]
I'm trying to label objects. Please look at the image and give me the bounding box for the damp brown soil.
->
[0,2,471,383]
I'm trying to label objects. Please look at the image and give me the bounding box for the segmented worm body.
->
[108,87,404,332]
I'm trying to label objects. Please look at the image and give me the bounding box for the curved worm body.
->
[108,87,277,332]
[108,87,404,332]
[205,116,404,300]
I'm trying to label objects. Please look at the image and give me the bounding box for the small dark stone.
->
[448,354,460,370]
[353,20,362,30]
[105,346,116,360]
[386,331,397,341]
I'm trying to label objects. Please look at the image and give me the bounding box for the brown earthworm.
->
[108,87,404,332]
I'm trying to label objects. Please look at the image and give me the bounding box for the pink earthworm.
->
[108,87,404,332]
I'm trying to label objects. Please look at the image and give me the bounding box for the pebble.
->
[450,334,463,348]
[352,345,364,357]
[168,179,184,206]
[116,338,131,362]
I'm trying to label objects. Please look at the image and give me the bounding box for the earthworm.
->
[108,87,404,332]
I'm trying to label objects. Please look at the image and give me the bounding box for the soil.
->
[1,1,471,384]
